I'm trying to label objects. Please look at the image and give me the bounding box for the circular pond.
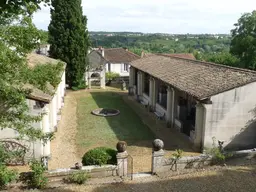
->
[91,108,120,117]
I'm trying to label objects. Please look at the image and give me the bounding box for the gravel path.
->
[40,165,256,192]
[48,91,81,169]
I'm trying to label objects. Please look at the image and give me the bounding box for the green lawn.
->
[76,91,155,155]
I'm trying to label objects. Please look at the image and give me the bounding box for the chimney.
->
[99,46,104,57]
[141,50,145,58]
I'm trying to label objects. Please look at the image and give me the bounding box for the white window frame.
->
[123,63,129,72]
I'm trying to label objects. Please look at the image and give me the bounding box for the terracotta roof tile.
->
[142,52,195,60]
[158,53,196,60]
[27,53,61,68]
[131,55,256,100]
[102,48,140,63]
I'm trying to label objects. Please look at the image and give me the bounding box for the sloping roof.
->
[27,53,61,68]
[88,50,108,69]
[142,52,195,60]
[131,55,256,100]
[24,84,52,103]
[103,48,140,63]
[25,53,65,103]
[158,53,196,60]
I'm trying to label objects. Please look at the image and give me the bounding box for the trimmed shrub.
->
[82,147,117,166]
[64,172,89,185]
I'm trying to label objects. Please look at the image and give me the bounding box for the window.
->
[33,101,45,109]
[123,64,129,72]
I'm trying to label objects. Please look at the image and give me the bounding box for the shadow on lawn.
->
[90,91,194,152]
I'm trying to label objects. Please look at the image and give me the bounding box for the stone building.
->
[86,47,140,88]
[129,54,256,151]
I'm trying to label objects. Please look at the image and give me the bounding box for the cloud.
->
[33,0,256,33]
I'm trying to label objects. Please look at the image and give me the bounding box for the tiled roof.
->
[24,84,52,103]
[158,53,196,60]
[27,53,61,68]
[25,53,65,103]
[102,48,140,63]
[142,52,195,60]
[131,55,256,100]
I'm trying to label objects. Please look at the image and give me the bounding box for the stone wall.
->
[152,150,212,174]
[43,165,118,182]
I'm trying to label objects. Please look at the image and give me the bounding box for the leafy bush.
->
[71,80,87,91]
[82,147,117,166]
[64,172,89,185]
[205,137,233,165]
[24,62,65,94]
[21,159,48,189]
[0,165,18,190]
[105,72,120,81]
[172,149,183,160]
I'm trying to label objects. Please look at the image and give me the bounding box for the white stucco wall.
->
[202,82,256,150]
[107,63,130,77]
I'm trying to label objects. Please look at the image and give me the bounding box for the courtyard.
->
[48,89,198,173]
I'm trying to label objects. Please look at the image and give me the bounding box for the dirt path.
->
[48,91,81,169]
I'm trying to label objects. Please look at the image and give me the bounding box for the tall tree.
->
[48,0,89,87]
[230,10,256,70]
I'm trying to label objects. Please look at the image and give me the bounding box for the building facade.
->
[129,54,256,152]
[87,48,140,86]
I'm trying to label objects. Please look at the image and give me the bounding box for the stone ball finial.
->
[152,139,164,151]
[116,141,127,152]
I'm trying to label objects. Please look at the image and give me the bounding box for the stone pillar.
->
[63,70,66,96]
[129,67,134,87]
[194,103,205,151]
[201,103,213,150]
[56,86,61,112]
[129,67,133,95]
[61,72,65,106]
[42,107,51,157]
[88,77,91,89]
[137,72,143,96]
[116,151,128,177]
[149,77,156,110]
[51,94,57,131]
[149,77,153,106]
[166,86,175,127]
[152,139,164,174]
[100,71,106,89]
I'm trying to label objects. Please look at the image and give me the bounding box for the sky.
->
[33,0,256,34]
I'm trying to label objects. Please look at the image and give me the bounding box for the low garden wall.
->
[46,165,117,182]
[152,139,256,175]
[152,149,212,174]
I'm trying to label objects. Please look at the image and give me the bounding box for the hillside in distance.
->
[89,31,231,56]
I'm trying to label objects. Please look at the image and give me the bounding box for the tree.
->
[230,10,256,70]
[48,0,89,88]
[0,2,54,142]
[0,0,50,23]
[203,52,240,66]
